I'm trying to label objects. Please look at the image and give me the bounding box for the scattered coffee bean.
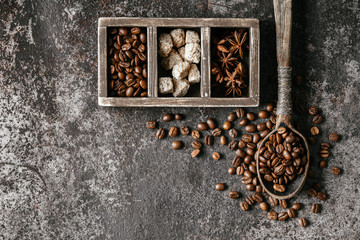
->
[246,195,255,205]
[332,167,341,175]
[240,201,249,211]
[266,103,274,112]
[146,121,156,129]
[310,126,320,135]
[268,196,278,206]
[192,130,201,139]
[313,115,323,124]
[267,211,278,220]
[169,126,179,137]
[245,124,257,133]
[236,108,245,118]
[329,133,340,142]
[228,140,239,150]
[312,203,320,213]
[191,149,201,158]
[317,191,327,201]
[246,112,256,121]
[191,140,202,149]
[259,202,269,211]
[319,160,327,168]
[320,149,330,158]
[206,118,217,129]
[175,114,183,120]
[212,152,220,160]
[239,119,248,126]
[279,199,287,209]
[229,191,240,199]
[198,122,208,131]
[257,123,267,131]
[246,184,255,191]
[163,113,174,122]
[156,128,166,139]
[232,156,242,167]
[216,183,226,191]
[292,203,301,211]
[227,112,237,122]
[287,208,296,218]
[258,110,269,119]
[321,142,330,150]
[205,135,213,146]
[307,188,317,197]
[237,166,245,175]
[299,217,307,227]
[223,121,232,130]
[308,106,319,116]
[252,193,263,202]
[172,141,183,149]
[212,128,222,136]
[220,135,228,145]
[278,212,288,221]
[228,167,236,175]
[229,128,238,138]
[273,184,286,193]
[180,126,190,135]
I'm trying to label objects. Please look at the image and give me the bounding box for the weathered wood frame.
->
[98,17,260,107]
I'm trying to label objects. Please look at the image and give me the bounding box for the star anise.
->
[211,66,224,83]
[217,51,238,70]
[228,30,248,59]
[224,68,247,97]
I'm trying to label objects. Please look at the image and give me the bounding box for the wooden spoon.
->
[255,0,310,200]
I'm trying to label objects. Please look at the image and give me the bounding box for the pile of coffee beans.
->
[146,94,342,228]
[258,127,307,193]
[108,27,147,97]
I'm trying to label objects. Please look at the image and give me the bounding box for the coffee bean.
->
[258,202,268,211]
[235,149,246,158]
[313,115,323,124]
[273,184,286,192]
[229,191,240,199]
[192,130,200,139]
[299,217,307,227]
[175,114,183,120]
[212,128,222,136]
[253,134,261,144]
[317,191,327,201]
[229,128,238,138]
[172,141,183,149]
[198,122,208,131]
[232,156,242,167]
[278,212,288,221]
[236,108,245,118]
[246,195,255,205]
[246,113,256,121]
[242,176,252,185]
[191,149,200,158]
[277,127,287,134]
[245,125,257,133]
[257,123,267,131]
[220,135,227,145]
[228,140,239,150]
[329,133,340,142]
[223,121,232,130]
[287,208,296,218]
[180,126,190,135]
[252,193,263,202]
[266,120,273,130]
[312,203,320,213]
[319,160,326,168]
[242,134,252,143]
[246,184,255,191]
[238,140,247,148]
[239,119,248,126]
[320,149,330,158]
[258,110,269,119]
[321,142,330,150]
[228,167,236,175]
[268,196,278,206]
[310,126,320,135]
[279,199,287,209]
[307,188,317,197]
[139,33,146,43]
[267,211,278,220]
[309,106,319,116]
[212,152,220,160]
[126,87,134,97]
[156,128,165,139]
[292,203,301,211]
[216,183,226,191]
[260,130,270,138]
[240,201,249,211]
[236,166,245,175]
[169,126,179,137]
[206,118,217,129]
[227,112,237,122]
[205,135,213,146]
[146,121,156,129]
[332,167,341,175]
[266,103,274,112]
[163,113,174,122]
[119,27,128,35]
[191,140,202,149]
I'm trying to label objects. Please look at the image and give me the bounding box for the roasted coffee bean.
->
[192,130,201,139]
[277,127,287,134]
[126,87,134,97]
[229,128,238,138]
[252,193,263,202]
[119,27,128,35]
[320,149,330,158]
[169,126,179,137]
[242,134,252,143]
[321,142,330,150]
[313,115,323,124]
[268,196,278,206]
[246,184,255,191]
[191,140,202,149]
[239,119,248,126]
[139,33,146,43]
[257,123,267,131]
[268,211,278,220]
[235,149,246,158]
[266,103,274,112]
[237,166,245,175]
[240,201,249,211]
[332,167,341,175]
[329,133,340,142]
[220,135,227,145]
[310,126,320,135]
[312,203,320,213]
[228,140,239,150]
[246,113,256,121]
[198,122,208,131]
[245,125,257,133]
[278,212,288,221]
[307,188,317,197]
[246,195,255,205]
[216,183,226,191]
[260,130,270,138]
[308,106,319,116]
[175,114,183,120]
[212,152,220,160]
[163,113,174,122]
[227,112,237,122]
[266,120,273,130]
[206,118,217,129]
[253,134,261,143]
[236,108,245,118]
[146,121,156,129]
[172,141,183,149]
[319,160,326,168]
[256,185,263,193]
[287,208,296,218]
[299,217,307,227]
[180,126,190,135]
[292,203,301,211]
[273,184,286,192]
[279,199,287,209]
[156,128,165,139]
[228,167,236,175]
[229,191,240,199]
[244,155,253,165]
[316,191,327,201]
[223,121,232,130]
[258,110,269,119]
[238,140,247,148]
[259,202,269,211]
[232,156,242,167]
[205,135,213,146]
[191,149,201,158]
[212,128,222,136]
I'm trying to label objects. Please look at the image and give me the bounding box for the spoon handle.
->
[274,0,292,117]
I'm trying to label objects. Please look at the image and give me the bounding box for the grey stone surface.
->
[0,0,359,239]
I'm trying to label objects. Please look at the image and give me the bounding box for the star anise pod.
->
[224,68,247,97]
[211,66,224,83]
[228,30,248,59]
[217,51,238,70]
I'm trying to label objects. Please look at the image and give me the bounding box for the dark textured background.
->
[1,0,359,239]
